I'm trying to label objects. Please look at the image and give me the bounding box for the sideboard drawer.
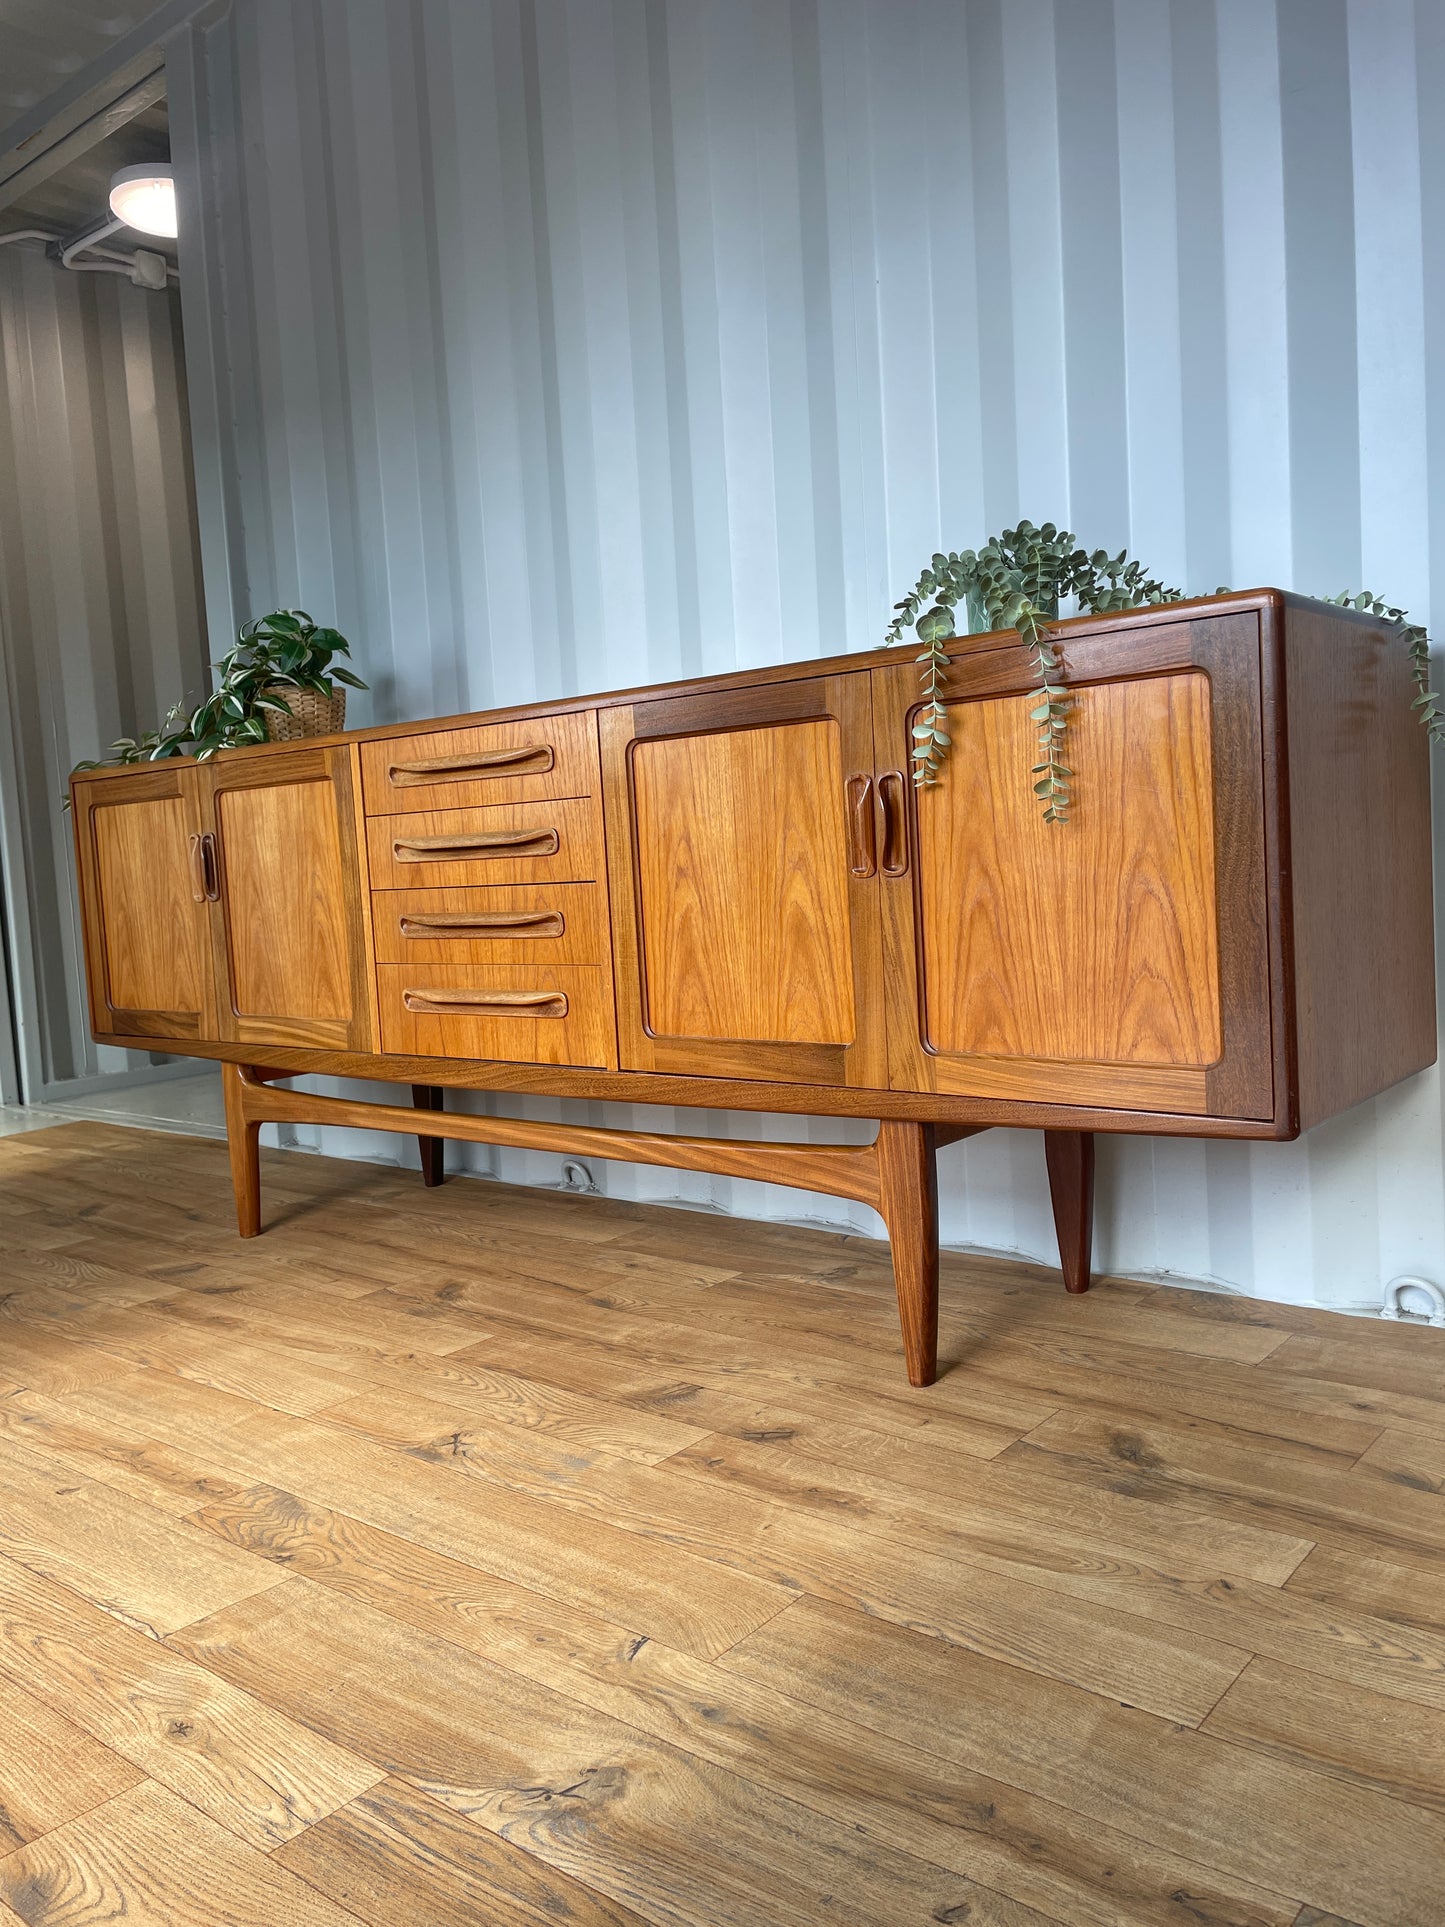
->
[371,883,605,965]
[366,798,602,888]
[377,962,614,1067]
[362,709,598,814]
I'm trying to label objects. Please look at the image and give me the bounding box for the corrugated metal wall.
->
[168,0,1445,1306]
[0,246,208,1098]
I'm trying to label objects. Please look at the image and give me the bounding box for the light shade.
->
[108,164,177,239]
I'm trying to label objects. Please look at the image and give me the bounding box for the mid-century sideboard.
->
[70,590,1437,1385]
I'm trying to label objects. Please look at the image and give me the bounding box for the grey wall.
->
[165,0,1443,1308]
[0,246,208,1098]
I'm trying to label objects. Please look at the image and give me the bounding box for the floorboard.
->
[2,1121,1444,1926]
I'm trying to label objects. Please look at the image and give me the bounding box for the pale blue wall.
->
[170,0,1445,1307]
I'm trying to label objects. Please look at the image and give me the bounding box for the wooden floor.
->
[1,1126,1444,1927]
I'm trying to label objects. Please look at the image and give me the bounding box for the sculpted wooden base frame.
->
[221,1064,1095,1388]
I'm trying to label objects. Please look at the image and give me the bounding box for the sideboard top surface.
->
[71,586,1350,785]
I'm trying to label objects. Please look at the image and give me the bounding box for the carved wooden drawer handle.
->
[389,744,555,786]
[402,987,569,1018]
[392,828,560,862]
[398,910,565,940]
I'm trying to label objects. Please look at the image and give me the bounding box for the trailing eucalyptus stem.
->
[887,522,1441,821]
[886,522,1183,820]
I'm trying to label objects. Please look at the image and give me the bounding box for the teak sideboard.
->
[71,590,1437,1385]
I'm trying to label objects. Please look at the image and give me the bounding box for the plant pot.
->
[261,684,347,742]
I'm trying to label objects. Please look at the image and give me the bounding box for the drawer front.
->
[371,883,605,965]
[366,798,603,889]
[361,709,598,814]
[377,963,614,1067]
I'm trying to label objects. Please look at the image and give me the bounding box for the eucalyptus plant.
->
[886,522,1441,822]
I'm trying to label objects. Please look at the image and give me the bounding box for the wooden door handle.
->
[389,744,555,785]
[187,833,207,903]
[846,774,876,877]
[402,987,569,1018]
[190,832,220,902]
[876,772,909,877]
[398,909,565,939]
[392,828,560,862]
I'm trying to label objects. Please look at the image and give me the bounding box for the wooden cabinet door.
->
[872,611,1274,1119]
[199,744,376,1053]
[600,673,887,1086]
[72,766,214,1042]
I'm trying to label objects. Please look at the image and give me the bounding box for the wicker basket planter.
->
[261,684,347,743]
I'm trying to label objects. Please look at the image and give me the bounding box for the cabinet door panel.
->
[601,674,886,1086]
[202,746,375,1052]
[874,614,1272,1118]
[72,767,212,1041]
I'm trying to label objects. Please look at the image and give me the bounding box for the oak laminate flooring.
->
[0,1433,285,1636]
[1283,1542,1445,1632]
[5,1124,1445,1924]
[424,1306,1058,1444]
[0,1781,364,1927]
[68,1373,794,1659]
[1202,1655,1445,1814]
[720,1597,1445,1926]
[0,1388,247,1517]
[274,1778,653,1927]
[1001,1406,1445,1573]
[169,1584,1041,1927]
[0,1673,142,1853]
[193,1484,1295,1927]
[317,1387,1262,1721]
[0,1553,381,1849]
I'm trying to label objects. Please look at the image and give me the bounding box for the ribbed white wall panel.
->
[168,0,1445,1306]
[0,250,207,1098]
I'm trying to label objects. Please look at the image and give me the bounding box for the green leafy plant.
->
[69,610,366,793]
[886,523,1441,821]
[187,610,366,759]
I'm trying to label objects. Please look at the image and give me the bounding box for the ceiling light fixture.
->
[108,164,177,239]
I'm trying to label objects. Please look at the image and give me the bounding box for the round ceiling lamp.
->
[108,164,177,239]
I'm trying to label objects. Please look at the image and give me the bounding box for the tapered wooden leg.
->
[412,1084,446,1187]
[876,1121,940,1387]
[222,1063,261,1238]
[1044,1129,1094,1293]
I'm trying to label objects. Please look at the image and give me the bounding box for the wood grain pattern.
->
[360,705,600,815]
[1202,1655,1445,1814]
[376,964,615,1069]
[0,1671,142,1854]
[276,1777,653,1927]
[1279,596,1437,1127]
[7,1119,1445,1922]
[600,674,889,1091]
[169,1583,1035,1927]
[720,1596,1444,1927]
[91,794,207,1019]
[0,1431,285,1637]
[215,778,351,1020]
[918,671,1221,1065]
[0,1551,381,1848]
[201,746,376,1054]
[371,882,605,964]
[630,718,856,1046]
[0,1780,364,1927]
[366,798,603,890]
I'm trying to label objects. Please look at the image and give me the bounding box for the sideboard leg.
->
[1044,1129,1094,1293]
[222,1063,262,1238]
[876,1121,940,1388]
[412,1084,446,1187]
